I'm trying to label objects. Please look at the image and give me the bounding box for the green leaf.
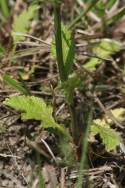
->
[0,0,10,19]
[106,0,117,9]
[93,0,105,17]
[61,25,73,64]
[4,95,66,134]
[3,74,30,95]
[106,108,125,124]
[90,107,125,151]
[62,73,82,104]
[51,24,71,63]
[65,31,75,76]
[53,3,67,82]
[0,44,5,57]
[51,24,75,76]
[12,4,39,42]
[83,0,117,16]
[59,136,76,166]
[91,123,121,151]
[84,39,121,71]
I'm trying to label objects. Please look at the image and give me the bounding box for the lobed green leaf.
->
[12,4,39,42]
[4,95,66,134]
[84,39,121,71]
[91,123,121,151]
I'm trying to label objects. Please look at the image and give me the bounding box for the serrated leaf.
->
[94,118,108,127]
[106,108,125,124]
[91,123,121,151]
[12,4,38,42]
[59,136,76,166]
[4,95,66,134]
[91,107,125,151]
[84,39,121,71]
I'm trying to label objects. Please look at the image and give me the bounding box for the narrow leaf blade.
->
[3,74,30,95]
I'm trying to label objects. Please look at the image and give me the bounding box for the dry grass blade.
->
[13,46,50,58]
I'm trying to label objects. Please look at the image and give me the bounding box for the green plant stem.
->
[69,103,81,145]
[76,107,93,188]
[69,0,100,29]
[0,0,10,19]
[53,1,67,82]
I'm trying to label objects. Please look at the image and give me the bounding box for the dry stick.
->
[26,138,51,159]
[16,41,44,47]
[0,153,21,159]
[0,114,17,121]
[13,46,50,59]
[76,0,101,23]
[7,144,28,185]
[69,165,112,180]
[41,138,57,163]
[69,0,100,29]
[94,94,124,129]
[77,50,113,62]
[60,168,66,188]
[14,32,51,46]
[55,103,65,116]
[77,64,124,129]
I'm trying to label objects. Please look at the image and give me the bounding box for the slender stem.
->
[76,107,93,188]
[0,0,10,19]
[69,104,79,145]
[54,1,67,82]
[69,102,83,145]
